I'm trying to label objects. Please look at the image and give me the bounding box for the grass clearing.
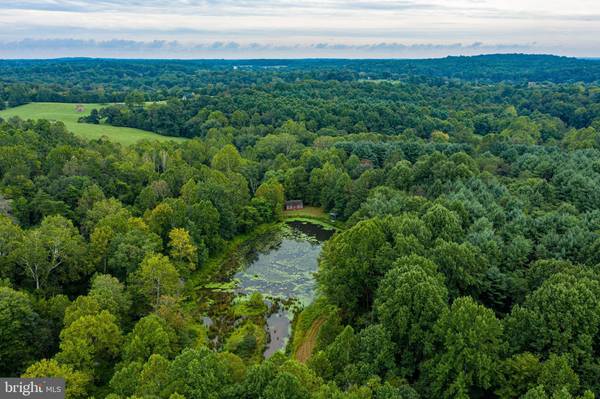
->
[283,206,344,230]
[0,102,187,145]
[283,206,326,218]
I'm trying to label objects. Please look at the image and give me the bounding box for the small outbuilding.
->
[285,200,304,211]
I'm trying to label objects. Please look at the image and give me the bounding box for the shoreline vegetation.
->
[188,222,281,290]
[189,212,339,292]
[283,206,343,230]
[189,218,335,363]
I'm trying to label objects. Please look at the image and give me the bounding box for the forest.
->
[1,54,600,399]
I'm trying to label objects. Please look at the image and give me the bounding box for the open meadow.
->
[0,102,187,145]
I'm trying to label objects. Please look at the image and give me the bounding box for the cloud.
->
[2,1,438,14]
[0,38,541,59]
[0,1,599,58]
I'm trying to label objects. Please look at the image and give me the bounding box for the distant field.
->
[0,102,187,145]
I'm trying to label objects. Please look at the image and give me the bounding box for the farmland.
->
[0,102,187,145]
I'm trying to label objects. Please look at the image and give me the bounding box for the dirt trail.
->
[295,317,326,363]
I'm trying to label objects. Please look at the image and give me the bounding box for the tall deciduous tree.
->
[255,179,285,221]
[420,296,505,398]
[132,253,180,308]
[56,310,123,381]
[211,144,244,174]
[0,215,22,281]
[375,256,448,377]
[168,227,198,275]
[15,215,87,291]
[505,273,600,372]
[123,314,178,362]
[0,287,42,376]
[23,359,91,399]
[317,218,394,320]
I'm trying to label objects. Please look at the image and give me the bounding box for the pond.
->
[198,221,335,358]
[235,221,335,356]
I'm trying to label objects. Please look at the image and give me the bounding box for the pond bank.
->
[191,220,335,359]
[283,206,345,230]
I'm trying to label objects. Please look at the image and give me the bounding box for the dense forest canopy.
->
[1,54,600,399]
[2,54,600,107]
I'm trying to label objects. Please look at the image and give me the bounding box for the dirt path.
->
[295,317,326,363]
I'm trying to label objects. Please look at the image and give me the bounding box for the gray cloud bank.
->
[1,1,599,58]
[0,38,540,59]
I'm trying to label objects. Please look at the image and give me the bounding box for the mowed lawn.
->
[0,102,188,145]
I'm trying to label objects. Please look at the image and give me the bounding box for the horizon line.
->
[2,53,598,62]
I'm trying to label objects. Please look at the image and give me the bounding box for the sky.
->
[0,0,599,59]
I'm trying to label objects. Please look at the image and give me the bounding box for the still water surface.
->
[234,221,334,357]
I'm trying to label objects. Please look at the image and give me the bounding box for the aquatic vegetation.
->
[225,321,267,363]
[197,221,334,358]
[233,292,269,318]
[234,222,333,306]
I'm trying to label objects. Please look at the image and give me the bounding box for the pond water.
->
[198,221,335,358]
[234,221,332,305]
[234,221,334,357]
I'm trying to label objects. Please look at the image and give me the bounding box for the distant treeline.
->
[1,54,600,108]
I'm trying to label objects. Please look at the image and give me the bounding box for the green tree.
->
[166,347,233,399]
[422,204,462,242]
[430,240,486,300]
[89,225,114,273]
[420,296,506,399]
[500,116,542,145]
[56,310,123,380]
[0,215,22,282]
[108,218,162,279]
[23,359,91,399]
[240,361,279,399]
[0,287,42,375]
[109,360,143,397]
[123,314,178,362]
[131,253,180,308]
[317,218,396,320]
[83,198,131,237]
[563,127,600,150]
[255,179,285,221]
[354,324,398,383]
[255,133,299,159]
[15,215,88,291]
[506,273,600,371]
[88,273,131,324]
[211,144,244,174]
[168,228,198,275]
[264,372,310,399]
[496,352,543,399]
[136,354,171,397]
[63,295,102,327]
[375,256,448,377]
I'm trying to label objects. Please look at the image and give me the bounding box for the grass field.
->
[283,206,327,218]
[283,206,344,229]
[0,102,187,145]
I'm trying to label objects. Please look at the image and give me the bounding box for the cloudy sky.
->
[0,0,599,58]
